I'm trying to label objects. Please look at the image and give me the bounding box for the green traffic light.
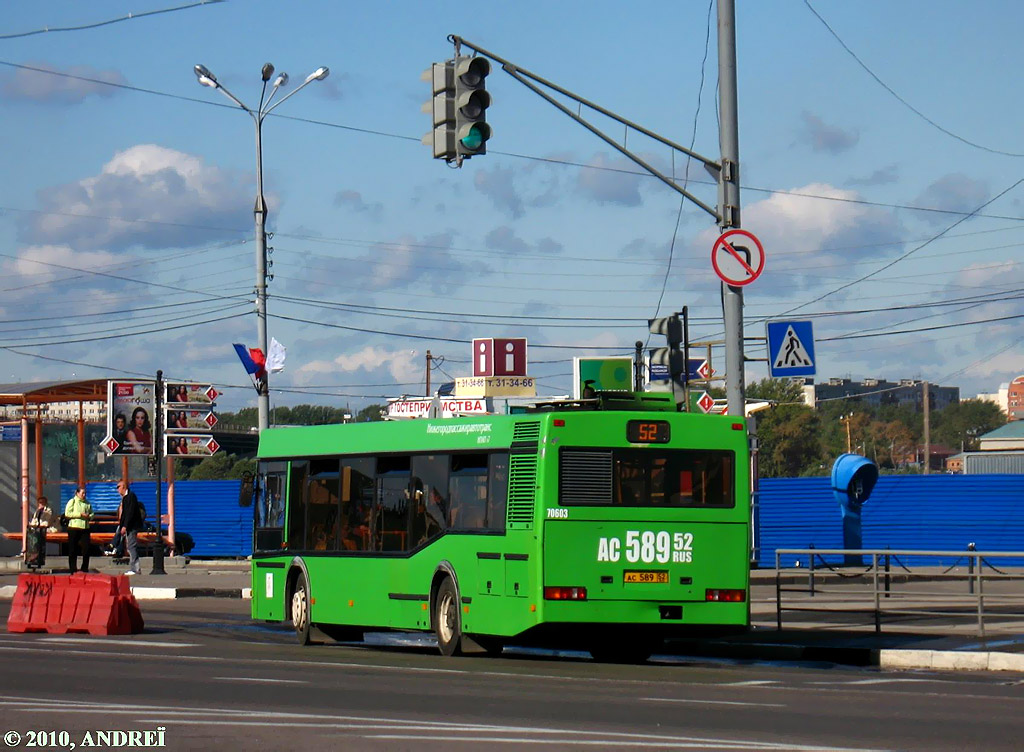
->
[460,123,491,151]
[460,125,485,150]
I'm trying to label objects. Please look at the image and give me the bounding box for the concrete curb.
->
[878,648,1024,672]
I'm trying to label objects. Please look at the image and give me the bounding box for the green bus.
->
[250,394,751,662]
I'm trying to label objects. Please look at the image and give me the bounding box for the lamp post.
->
[194,62,329,431]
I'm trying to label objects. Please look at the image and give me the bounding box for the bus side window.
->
[287,461,309,551]
[307,458,341,551]
[340,458,374,552]
[374,456,411,552]
[486,453,509,531]
[410,454,449,549]
[450,453,487,530]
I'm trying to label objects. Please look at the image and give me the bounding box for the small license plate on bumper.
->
[623,570,669,584]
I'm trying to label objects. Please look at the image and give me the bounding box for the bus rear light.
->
[553,419,565,427]
[705,588,745,602]
[731,423,744,431]
[544,586,587,601]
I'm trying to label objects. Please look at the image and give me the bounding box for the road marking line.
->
[0,695,886,749]
[39,637,198,648]
[641,697,786,708]
[367,736,882,751]
[211,677,307,684]
[721,680,780,686]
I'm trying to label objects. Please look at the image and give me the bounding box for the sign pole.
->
[718,0,745,417]
[151,370,166,575]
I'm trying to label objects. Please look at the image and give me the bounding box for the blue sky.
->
[0,0,1021,414]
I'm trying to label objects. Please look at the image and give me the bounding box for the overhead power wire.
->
[0,251,253,304]
[1,62,1021,223]
[776,177,1024,315]
[0,310,249,348]
[803,0,1024,158]
[0,0,225,40]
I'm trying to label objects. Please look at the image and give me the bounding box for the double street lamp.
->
[194,62,329,431]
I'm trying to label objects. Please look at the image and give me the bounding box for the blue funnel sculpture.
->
[830,453,879,565]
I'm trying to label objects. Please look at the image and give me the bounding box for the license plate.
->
[623,570,668,584]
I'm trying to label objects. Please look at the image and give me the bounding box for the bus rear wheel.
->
[291,573,312,646]
[434,577,463,657]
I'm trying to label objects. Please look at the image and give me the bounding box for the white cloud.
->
[696,182,902,295]
[22,144,254,251]
[575,153,643,207]
[6,244,119,285]
[0,62,126,104]
[294,345,418,384]
[915,173,990,226]
[799,112,859,154]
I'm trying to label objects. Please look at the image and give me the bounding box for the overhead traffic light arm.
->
[447,35,722,222]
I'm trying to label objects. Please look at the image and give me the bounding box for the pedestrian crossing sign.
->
[766,320,816,377]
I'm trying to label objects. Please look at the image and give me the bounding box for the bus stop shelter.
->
[0,379,178,556]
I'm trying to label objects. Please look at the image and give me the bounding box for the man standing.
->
[64,488,93,574]
[116,480,143,576]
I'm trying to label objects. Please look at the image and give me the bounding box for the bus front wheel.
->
[434,577,463,657]
[290,573,312,646]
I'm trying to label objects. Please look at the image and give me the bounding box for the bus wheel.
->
[291,574,312,646]
[434,577,463,657]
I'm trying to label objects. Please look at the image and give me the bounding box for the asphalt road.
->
[0,599,1022,752]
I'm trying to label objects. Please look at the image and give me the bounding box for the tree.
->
[187,452,234,480]
[357,404,387,422]
[932,399,1005,451]
[747,379,825,477]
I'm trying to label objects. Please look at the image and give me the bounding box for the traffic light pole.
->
[446,18,746,416]
[718,0,746,417]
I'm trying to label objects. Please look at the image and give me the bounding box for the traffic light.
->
[421,61,455,161]
[649,313,685,388]
[453,55,491,158]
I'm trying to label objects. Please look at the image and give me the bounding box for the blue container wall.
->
[759,474,1024,567]
[61,480,250,558]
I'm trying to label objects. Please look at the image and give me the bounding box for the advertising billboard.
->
[103,381,156,456]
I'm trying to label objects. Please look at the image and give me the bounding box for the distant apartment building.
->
[0,400,106,422]
[797,377,959,411]
[975,374,1024,421]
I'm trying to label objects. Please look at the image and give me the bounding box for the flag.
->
[267,337,287,373]
[233,343,266,393]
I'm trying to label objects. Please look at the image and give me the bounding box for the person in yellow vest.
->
[64,487,94,574]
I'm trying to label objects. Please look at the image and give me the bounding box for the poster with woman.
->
[104,381,156,456]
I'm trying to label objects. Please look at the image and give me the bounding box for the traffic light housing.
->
[422,61,455,161]
[649,313,685,390]
[453,55,491,158]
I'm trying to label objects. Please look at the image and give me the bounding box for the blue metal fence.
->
[759,474,1024,567]
[60,480,250,558]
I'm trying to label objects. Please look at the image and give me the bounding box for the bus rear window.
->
[560,447,734,508]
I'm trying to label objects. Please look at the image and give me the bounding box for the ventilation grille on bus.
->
[560,450,613,505]
[512,421,541,443]
[507,421,541,530]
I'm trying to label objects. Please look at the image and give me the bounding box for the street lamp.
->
[194,62,329,431]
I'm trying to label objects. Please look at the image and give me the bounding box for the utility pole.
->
[425,350,432,397]
[717,0,745,417]
[922,380,931,475]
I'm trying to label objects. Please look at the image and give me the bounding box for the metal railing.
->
[774,548,1024,636]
